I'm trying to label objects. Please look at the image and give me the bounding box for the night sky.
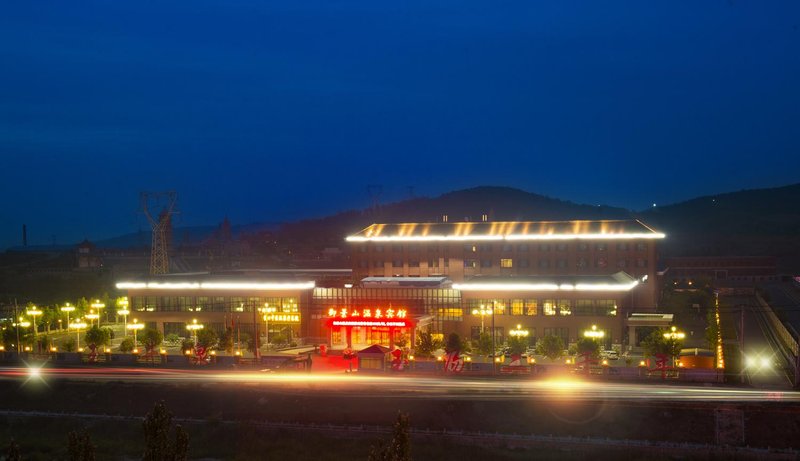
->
[1,1,799,249]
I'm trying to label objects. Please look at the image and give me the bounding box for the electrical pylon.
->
[141,191,177,275]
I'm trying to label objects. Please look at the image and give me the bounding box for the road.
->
[2,366,797,403]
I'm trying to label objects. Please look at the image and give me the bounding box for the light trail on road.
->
[1,366,798,403]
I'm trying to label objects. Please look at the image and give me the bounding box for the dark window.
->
[392,260,403,268]
[538,259,550,269]
[519,259,530,268]
[636,242,647,251]
[479,244,492,252]
[392,244,403,253]
[556,259,567,268]
[617,259,628,268]
[578,242,589,251]
[464,244,476,253]
[409,260,420,268]
[408,244,420,252]
[538,243,550,251]
[464,259,477,268]
[617,243,629,251]
[372,260,384,268]
[517,244,529,252]
[556,243,568,251]
[636,258,648,268]
[595,243,607,251]
[576,258,588,269]
[374,245,384,253]
[358,260,368,268]
[595,257,608,268]
[502,244,513,252]
[480,259,492,268]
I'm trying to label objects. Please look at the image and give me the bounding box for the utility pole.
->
[492,300,496,375]
[13,299,20,353]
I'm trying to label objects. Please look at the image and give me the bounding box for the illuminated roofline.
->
[116,281,315,291]
[346,233,664,242]
[452,281,638,292]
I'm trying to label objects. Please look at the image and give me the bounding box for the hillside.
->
[637,183,800,271]
[277,186,632,246]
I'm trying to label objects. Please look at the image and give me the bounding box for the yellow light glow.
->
[116,281,315,291]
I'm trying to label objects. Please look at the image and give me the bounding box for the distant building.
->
[663,256,778,283]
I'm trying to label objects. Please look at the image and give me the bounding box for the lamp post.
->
[69,320,88,350]
[90,300,106,325]
[663,326,685,367]
[26,307,42,337]
[61,303,75,331]
[471,305,493,334]
[85,309,99,328]
[491,300,496,374]
[509,324,529,338]
[117,308,130,335]
[186,319,204,345]
[262,303,277,346]
[127,319,145,347]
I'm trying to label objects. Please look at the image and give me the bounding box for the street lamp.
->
[26,307,42,337]
[509,324,529,338]
[61,303,75,331]
[69,320,88,350]
[85,309,99,328]
[262,303,277,346]
[127,318,145,347]
[471,305,493,334]
[663,326,685,367]
[186,319,204,344]
[584,325,605,339]
[117,308,130,334]
[90,300,106,325]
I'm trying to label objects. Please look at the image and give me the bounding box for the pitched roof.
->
[346,220,664,242]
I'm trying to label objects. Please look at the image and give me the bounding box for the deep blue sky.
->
[1,1,799,249]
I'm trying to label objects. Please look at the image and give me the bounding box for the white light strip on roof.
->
[452,281,638,292]
[346,233,665,242]
[116,281,315,291]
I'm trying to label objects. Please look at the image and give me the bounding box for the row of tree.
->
[3,401,188,461]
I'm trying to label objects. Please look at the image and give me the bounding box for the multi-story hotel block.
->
[117,219,667,352]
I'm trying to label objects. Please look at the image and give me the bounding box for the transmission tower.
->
[141,191,178,275]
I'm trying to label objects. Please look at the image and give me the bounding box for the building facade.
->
[116,219,666,352]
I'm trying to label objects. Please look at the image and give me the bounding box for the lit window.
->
[464,259,477,268]
[500,258,513,268]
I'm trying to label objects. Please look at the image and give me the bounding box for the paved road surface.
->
[2,366,797,403]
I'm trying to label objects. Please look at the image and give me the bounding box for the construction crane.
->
[141,191,178,275]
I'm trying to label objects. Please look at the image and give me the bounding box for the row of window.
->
[463,298,617,317]
[359,258,648,269]
[130,296,300,313]
[360,242,649,253]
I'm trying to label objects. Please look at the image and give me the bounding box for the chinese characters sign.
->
[326,307,411,328]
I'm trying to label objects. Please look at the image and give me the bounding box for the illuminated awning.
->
[453,272,639,292]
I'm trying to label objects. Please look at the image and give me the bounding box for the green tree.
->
[84,326,110,348]
[119,337,135,353]
[5,438,21,461]
[444,333,461,353]
[67,429,95,461]
[705,309,719,349]
[473,331,493,356]
[195,329,218,349]
[575,337,601,359]
[368,412,412,461]
[219,327,234,353]
[534,335,564,361]
[394,333,409,348]
[143,401,190,461]
[507,335,529,356]
[414,332,440,358]
[141,328,163,353]
[181,338,195,352]
[64,337,77,352]
[641,329,683,360]
[165,333,181,345]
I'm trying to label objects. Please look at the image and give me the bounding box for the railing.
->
[755,293,799,357]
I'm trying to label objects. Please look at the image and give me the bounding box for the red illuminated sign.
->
[326,307,412,328]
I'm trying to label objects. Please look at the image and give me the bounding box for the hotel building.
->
[117,219,665,352]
